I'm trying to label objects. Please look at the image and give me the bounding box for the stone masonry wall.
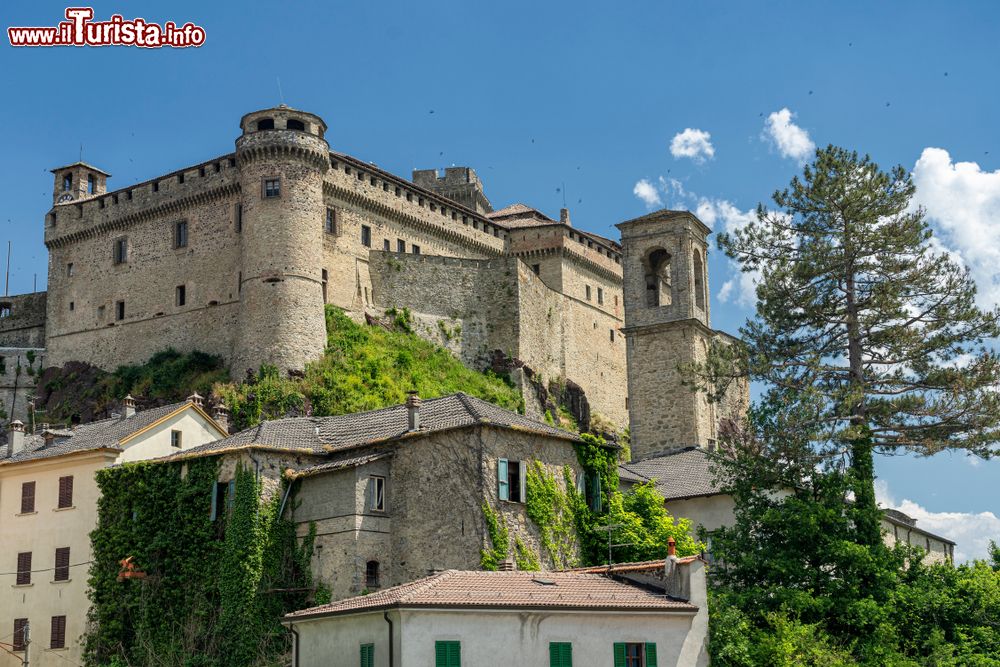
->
[0,291,46,348]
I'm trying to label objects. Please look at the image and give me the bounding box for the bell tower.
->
[50,162,109,206]
[617,210,717,460]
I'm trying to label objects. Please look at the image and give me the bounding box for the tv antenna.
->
[276,77,285,106]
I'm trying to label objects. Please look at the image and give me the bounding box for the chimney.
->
[498,558,516,571]
[187,392,204,408]
[559,208,571,226]
[667,537,676,558]
[7,420,25,457]
[212,403,230,435]
[406,391,421,432]
[122,394,136,418]
[664,537,692,600]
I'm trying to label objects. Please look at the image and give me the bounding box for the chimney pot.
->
[667,537,676,558]
[498,558,516,571]
[187,392,204,408]
[212,403,230,435]
[122,394,136,418]
[8,420,25,458]
[406,391,421,432]
[560,208,571,226]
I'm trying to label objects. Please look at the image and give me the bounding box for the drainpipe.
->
[383,611,395,667]
[288,624,299,667]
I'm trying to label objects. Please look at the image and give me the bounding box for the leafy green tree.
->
[698,145,1000,546]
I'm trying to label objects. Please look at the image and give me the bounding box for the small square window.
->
[176,285,186,307]
[361,225,372,248]
[174,220,188,248]
[263,178,281,198]
[171,430,182,448]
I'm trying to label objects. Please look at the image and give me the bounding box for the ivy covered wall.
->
[86,457,317,667]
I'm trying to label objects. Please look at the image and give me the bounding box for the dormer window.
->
[256,118,275,131]
[62,174,72,191]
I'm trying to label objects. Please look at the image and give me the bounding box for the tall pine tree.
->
[699,145,1000,545]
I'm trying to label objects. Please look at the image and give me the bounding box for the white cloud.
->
[632,179,662,208]
[763,108,815,163]
[875,479,1000,563]
[670,128,715,163]
[911,147,1000,310]
[696,199,760,306]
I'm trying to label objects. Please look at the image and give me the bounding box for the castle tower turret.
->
[617,210,717,460]
[230,106,330,375]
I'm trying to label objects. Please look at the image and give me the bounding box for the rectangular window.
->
[585,285,592,301]
[58,475,74,508]
[435,640,461,667]
[263,178,281,198]
[614,642,656,667]
[370,475,385,512]
[63,174,72,191]
[50,615,66,650]
[176,285,186,307]
[20,481,35,514]
[598,287,604,305]
[236,203,243,233]
[498,459,526,503]
[13,619,27,652]
[549,642,573,667]
[397,239,405,253]
[113,237,128,265]
[54,547,70,582]
[171,430,182,448]
[360,643,375,667]
[586,470,602,513]
[325,208,338,234]
[69,301,75,311]
[412,244,421,255]
[361,225,372,248]
[116,301,125,321]
[610,329,615,343]
[67,263,74,277]
[383,239,391,252]
[16,551,31,585]
[174,220,188,248]
[87,174,95,194]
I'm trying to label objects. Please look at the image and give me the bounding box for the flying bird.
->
[808,90,814,95]
[885,102,891,107]
[429,110,434,114]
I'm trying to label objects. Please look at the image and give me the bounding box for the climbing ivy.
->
[514,536,541,571]
[86,458,318,667]
[524,462,580,569]
[480,501,510,570]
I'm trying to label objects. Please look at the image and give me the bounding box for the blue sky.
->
[2,1,999,558]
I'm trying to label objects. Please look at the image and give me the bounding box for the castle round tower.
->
[231,106,330,376]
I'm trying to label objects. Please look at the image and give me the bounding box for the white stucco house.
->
[0,394,229,667]
[283,555,709,667]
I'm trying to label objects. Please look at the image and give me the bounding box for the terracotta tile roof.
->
[166,393,578,461]
[0,402,191,465]
[619,447,721,500]
[565,557,703,575]
[486,203,554,223]
[284,569,697,620]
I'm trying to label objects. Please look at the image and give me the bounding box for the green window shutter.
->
[227,479,236,509]
[519,461,527,503]
[644,642,657,667]
[449,640,461,666]
[360,643,374,667]
[210,482,218,521]
[550,642,572,667]
[498,459,509,501]
[613,643,626,667]
[594,473,602,513]
[436,640,460,667]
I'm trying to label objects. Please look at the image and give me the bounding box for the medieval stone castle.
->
[0,105,746,461]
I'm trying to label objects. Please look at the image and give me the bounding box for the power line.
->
[0,561,93,577]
